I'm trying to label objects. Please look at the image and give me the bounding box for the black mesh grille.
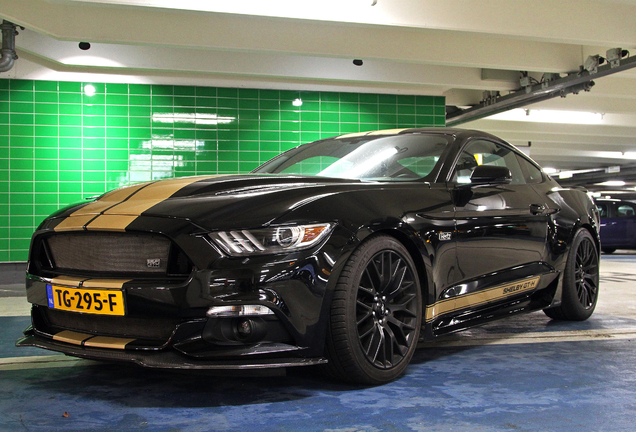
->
[42,307,181,341]
[45,232,173,274]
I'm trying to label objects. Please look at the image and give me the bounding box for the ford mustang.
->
[17,128,600,384]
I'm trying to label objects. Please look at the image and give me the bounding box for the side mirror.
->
[468,165,512,186]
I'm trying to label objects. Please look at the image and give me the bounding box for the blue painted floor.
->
[2,254,636,431]
[3,332,636,432]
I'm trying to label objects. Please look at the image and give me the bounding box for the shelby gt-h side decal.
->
[53,176,220,232]
[425,276,541,322]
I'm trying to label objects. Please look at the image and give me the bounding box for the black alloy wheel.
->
[324,235,422,385]
[573,235,599,309]
[544,229,599,321]
[356,249,419,369]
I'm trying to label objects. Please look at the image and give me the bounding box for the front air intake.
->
[35,232,192,278]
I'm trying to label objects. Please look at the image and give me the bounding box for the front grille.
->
[42,307,181,341]
[34,232,192,277]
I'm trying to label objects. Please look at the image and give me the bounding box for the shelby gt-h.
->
[17,128,600,384]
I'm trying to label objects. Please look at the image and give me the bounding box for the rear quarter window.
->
[516,154,544,184]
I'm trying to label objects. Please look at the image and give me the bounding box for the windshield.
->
[253,133,450,181]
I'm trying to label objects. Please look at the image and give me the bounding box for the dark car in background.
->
[17,128,600,384]
[596,199,636,253]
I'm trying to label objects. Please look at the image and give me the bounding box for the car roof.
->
[335,127,504,141]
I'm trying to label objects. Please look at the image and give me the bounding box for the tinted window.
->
[453,140,525,185]
[617,203,636,217]
[516,154,544,184]
[597,203,609,218]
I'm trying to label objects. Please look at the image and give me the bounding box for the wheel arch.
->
[580,222,601,254]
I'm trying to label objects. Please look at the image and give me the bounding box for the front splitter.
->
[16,334,328,370]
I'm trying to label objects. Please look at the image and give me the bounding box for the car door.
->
[610,202,636,247]
[450,139,550,291]
[598,201,621,246]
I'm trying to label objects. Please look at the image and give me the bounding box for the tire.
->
[323,235,422,385]
[601,248,616,254]
[544,229,599,321]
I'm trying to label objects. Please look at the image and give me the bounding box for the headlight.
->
[209,223,333,256]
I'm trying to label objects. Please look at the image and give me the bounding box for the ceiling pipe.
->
[447,49,636,126]
[0,20,19,73]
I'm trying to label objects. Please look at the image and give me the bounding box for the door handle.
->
[530,204,546,215]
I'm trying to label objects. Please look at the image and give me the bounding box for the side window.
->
[516,154,544,184]
[617,203,636,217]
[597,203,609,218]
[453,140,525,185]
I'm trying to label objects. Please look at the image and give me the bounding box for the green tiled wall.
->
[0,78,446,261]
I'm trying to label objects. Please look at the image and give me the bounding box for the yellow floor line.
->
[0,354,99,371]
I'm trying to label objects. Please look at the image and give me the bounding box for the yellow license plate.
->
[46,284,126,316]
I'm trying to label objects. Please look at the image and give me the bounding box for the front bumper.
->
[18,228,354,369]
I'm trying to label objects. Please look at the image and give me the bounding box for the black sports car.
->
[17,128,600,384]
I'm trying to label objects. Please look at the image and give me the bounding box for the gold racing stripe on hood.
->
[53,182,152,232]
[53,175,218,232]
[102,176,217,216]
[85,215,138,232]
[53,214,100,232]
[70,182,152,217]
[425,276,540,322]
[336,128,408,139]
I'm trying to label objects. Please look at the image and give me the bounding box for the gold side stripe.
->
[53,330,93,345]
[81,279,130,289]
[425,276,541,322]
[84,336,135,349]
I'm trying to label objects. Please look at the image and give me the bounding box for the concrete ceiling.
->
[1,0,636,197]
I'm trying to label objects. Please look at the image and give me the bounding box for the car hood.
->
[51,174,376,231]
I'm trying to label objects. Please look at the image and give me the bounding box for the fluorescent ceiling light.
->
[595,180,626,186]
[59,55,124,68]
[69,0,381,23]
[543,167,557,174]
[487,109,604,125]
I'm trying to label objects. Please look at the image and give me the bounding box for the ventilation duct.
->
[0,20,19,73]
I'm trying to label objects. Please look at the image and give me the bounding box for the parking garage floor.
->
[2,254,636,432]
